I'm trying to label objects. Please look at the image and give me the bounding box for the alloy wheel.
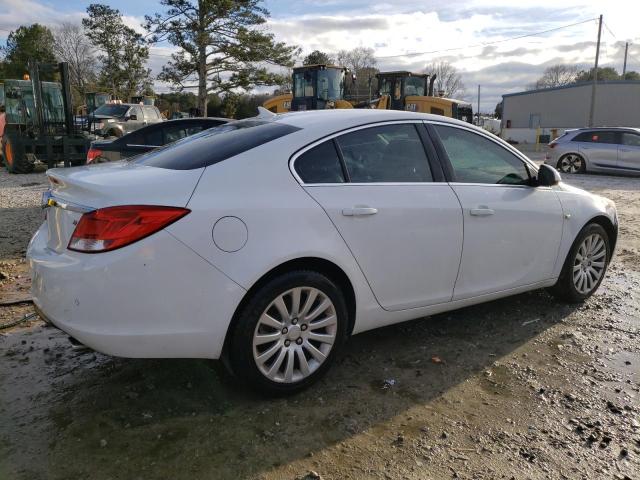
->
[252,287,337,383]
[559,154,583,174]
[572,233,607,294]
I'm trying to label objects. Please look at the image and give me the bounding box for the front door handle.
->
[342,206,378,216]
[470,206,495,217]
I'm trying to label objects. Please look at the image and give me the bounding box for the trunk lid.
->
[44,162,203,253]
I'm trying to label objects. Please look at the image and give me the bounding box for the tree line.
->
[528,63,640,90]
[0,0,466,118]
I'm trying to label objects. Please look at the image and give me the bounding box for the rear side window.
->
[622,132,640,147]
[135,120,300,170]
[295,141,345,183]
[336,124,433,182]
[573,131,619,144]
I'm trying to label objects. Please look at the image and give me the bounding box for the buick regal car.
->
[28,109,618,395]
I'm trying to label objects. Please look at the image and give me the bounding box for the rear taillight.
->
[68,205,190,253]
[86,148,103,164]
[548,143,556,149]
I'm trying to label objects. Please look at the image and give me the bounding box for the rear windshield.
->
[94,104,129,117]
[134,119,300,170]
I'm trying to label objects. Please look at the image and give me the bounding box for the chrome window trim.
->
[425,120,540,174]
[289,120,434,186]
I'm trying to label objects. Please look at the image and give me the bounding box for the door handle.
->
[470,207,495,217]
[342,206,378,216]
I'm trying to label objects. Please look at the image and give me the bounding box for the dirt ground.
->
[0,164,639,480]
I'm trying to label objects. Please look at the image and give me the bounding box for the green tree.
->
[494,101,503,120]
[1,24,56,78]
[145,0,299,116]
[623,71,640,80]
[303,50,333,66]
[574,67,621,83]
[83,4,151,99]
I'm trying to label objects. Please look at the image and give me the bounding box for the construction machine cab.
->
[376,71,432,110]
[291,64,349,111]
[375,71,473,123]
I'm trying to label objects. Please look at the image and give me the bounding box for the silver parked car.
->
[545,127,640,175]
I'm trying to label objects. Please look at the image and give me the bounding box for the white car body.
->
[28,110,618,361]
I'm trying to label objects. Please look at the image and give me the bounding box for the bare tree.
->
[528,64,579,90]
[336,47,377,97]
[52,22,97,100]
[424,61,465,98]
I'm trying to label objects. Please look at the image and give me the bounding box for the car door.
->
[124,106,144,134]
[295,122,463,311]
[618,131,640,173]
[430,123,563,300]
[578,130,619,169]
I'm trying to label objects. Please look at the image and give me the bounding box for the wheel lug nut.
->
[282,327,288,334]
[296,338,303,345]
[292,318,298,325]
[284,340,291,347]
[301,324,307,331]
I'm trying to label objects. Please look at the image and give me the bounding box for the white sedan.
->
[28,109,618,394]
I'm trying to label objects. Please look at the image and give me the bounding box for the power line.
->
[375,17,598,59]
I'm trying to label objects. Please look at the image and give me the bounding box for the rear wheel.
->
[228,270,348,395]
[557,153,585,174]
[549,223,610,303]
[2,135,34,174]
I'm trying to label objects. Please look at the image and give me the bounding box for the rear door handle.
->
[342,206,378,216]
[470,207,495,217]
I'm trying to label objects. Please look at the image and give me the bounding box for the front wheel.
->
[228,271,348,395]
[557,153,586,174]
[549,223,610,303]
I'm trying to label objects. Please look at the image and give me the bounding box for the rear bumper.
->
[27,223,246,359]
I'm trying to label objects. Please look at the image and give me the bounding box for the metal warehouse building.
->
[500,81,640,144]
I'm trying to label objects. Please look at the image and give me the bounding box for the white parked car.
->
[28,109,618,394]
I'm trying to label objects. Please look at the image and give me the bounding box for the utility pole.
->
[623,42,629,76]
[477,84,480,125]
[588,14,603,127]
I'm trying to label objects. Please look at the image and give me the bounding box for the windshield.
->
[404,77,426,96]
[94,104,129,117]
[316,69,344,101]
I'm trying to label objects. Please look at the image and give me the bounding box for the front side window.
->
[94,104,129,117]
[143,106,160,120]
[295,141,345,183]
[621,132,640,147]
[434,125,530,185]
[335,124,433,183]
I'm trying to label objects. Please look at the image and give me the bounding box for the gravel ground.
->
[0,165,639,480]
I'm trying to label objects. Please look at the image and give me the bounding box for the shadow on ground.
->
[0,288,578,480]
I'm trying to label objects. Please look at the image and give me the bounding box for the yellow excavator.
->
[263,64,353,113]
[372,71,473,123]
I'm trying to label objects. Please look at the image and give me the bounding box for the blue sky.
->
[1,0,639,111]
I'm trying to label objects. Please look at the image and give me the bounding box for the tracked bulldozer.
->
[263,64,353,113]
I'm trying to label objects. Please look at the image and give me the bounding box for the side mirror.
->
[128,114,137,121]
[537,164,561,186]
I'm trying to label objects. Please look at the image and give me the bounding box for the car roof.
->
[271,108,470,132]
[570,126,640,133]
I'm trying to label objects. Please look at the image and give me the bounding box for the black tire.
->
[548,223,610,303]
[228,270,349,396]
[2,136,34,174]
[557,153,586,174]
